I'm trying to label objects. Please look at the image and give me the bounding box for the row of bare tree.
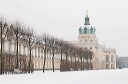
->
[37,35,94,72]
[0,17,93,74]
[0,18,35,74]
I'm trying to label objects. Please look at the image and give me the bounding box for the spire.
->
[84,10,90,25]
[86,10,88,16]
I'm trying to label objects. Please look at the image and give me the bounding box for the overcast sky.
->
[0,0,128,56]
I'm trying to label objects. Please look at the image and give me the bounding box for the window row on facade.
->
[106,55,114,62]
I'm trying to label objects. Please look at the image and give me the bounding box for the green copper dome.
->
[79,11,96,34]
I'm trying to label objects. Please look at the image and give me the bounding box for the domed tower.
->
[78,10,98,44]
[77,10,99,70]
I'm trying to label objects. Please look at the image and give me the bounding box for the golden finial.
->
[86,9,88,16]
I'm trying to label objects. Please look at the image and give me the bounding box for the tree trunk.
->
[81,55,82,70]
[90,59,93,70]
[78,56,80,70]
[29,38,31,73]
[43,39,46,73]
[16,34,19,69]
[83,57,85,70]
[75,54,76,70]
[60,48,62,71]
[0,26,3,74]
[52,48,54,72]
[65,50,68,71]
[71,54,72,70]
[87,59,89,70]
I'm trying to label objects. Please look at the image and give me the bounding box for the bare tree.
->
[22,28,36,73]
[63,43,74,71]
[11,22,25,69]
[82,49,87,70]
[0,18,11,74]
[0,16,95,74]
[85,50,92,70]
[68,45,75,70]
[39,34,51,73]
[79,49,83,70]
[57,39,65,71]
[74,48,77,70]
[49,37,58,72]
[88,51,93,70]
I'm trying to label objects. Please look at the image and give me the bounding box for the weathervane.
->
[86,9,88,16]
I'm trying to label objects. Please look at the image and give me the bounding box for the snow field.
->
[0,69,128,84]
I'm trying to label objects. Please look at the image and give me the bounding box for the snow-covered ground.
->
[0,69,128,84]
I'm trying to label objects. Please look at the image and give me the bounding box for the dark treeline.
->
[0,17,93,74]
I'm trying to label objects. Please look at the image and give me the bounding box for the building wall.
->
[69,31,117,70]
[1,35,117,70]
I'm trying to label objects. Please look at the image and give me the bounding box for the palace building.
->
[1,11,116,71]
[69,11,116,69]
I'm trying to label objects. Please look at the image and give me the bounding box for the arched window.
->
[106,55,109,62]
[111,55,114,62]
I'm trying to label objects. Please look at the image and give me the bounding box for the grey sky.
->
[0,0,128,56]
